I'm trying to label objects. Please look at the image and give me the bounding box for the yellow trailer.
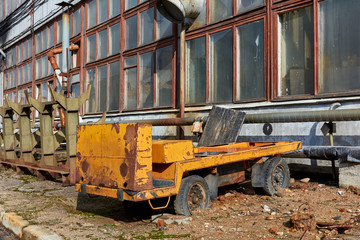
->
[75,122,301,216]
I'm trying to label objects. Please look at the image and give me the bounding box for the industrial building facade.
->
[0,0,360,145]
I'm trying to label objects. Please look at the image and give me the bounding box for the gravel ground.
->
[0,167,359,239]
[0,224,18,240]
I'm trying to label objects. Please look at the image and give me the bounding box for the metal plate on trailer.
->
[198,106,246,147]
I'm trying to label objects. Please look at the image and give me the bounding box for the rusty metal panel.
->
[152,140,194,163]
[76,123,153,191]
[198,106,246,147]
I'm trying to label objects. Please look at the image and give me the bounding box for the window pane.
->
[28,62,32,82]
[109,23,120,55]
[319,0,360,93]
[109,61,120,111]
[57,19,63,43]
[73,8,81,36]
[192,4,206,28]
[23,41,27,60]
[110,0,121,18]
[36,58,41,79]
[237,0,264,14]
[156,46,172,107]
[23,64,27,83]
[124,68,137,109]
[140,8,154,45]
[18,67,22,85]
[28,38,32,57]
[125,15,138,50]
[125,0,137,11]
[41,82,47,102]
[209,29,233,102]
[98,29,108,59]
[18,44,22,63]
[49,24,54,47]
[237,20,264,100]
[13,70,17,88]
[140,52,154,108]
[125,56,137,67]
[42,56,47,77]
[86,68,96,113]
[87,0,96,29]
[98,0,108,24]
[87,34,96,63]
[209,0,232,23]
[186,37,206,104]
[279,6,314,96]
[97,65,107,112]
[156,9,172,40]
[42,29,48,51]
[36,32,41,54]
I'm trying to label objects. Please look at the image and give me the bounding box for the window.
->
[140,52,154,108]
[140,8,154,45]
[186,37,206,104]
[23,64,27,84]
[41,56,47,78]
[319,0,360,93]
[237,0,264,14]
[28,62,32,83]
[97,29,108,59]
[85,61,120,113]
[109,61,120,111]
[42,28,48,52]
[73,8,81,36]
[87,34,96,63]
[209,29,233,103]
[98,0,109,24]
[110,0,121,18]
[109,23,120,55]
[124,57,138,110]
[18,44,22,63]
[237,20,264,100]
[278,6,314,96]
[125,0,137,11]
[57,19,63,43]
[87,0,96,29]
[97,65,107,112]
[156,10,172,40]
[70,74,80,98]
[36,58,41,79]
[18,67,22,85]
[156,46,173,107]
[125,15,137,50]
[36,32,41,54]
[86,68,96,112]
[49,25,54,48]
[209,0,232,23]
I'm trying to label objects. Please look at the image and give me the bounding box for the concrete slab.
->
[339,162,360,189]
[23,225,64,240]
[2,212,29,238]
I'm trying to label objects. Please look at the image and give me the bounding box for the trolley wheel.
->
[263,157,290,196]
[174,175,210,216]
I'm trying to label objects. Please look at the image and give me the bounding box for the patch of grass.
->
[134,230,191,239]
[19,175,37,184]
[0,200,5,205]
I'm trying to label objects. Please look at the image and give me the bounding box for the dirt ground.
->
[0,167,359,240]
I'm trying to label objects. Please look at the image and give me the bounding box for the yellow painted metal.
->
[76,123,153,191]
[76,128,301,202]
[148,197,171,210]
[152,140,194,163]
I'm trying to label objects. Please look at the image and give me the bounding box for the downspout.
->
[62,11,70,93]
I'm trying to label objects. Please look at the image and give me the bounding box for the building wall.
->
[0,0,360,146]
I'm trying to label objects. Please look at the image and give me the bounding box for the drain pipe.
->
[62,11,70,92]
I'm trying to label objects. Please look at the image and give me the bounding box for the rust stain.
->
[120,162,128,177]
[111,123,120,134]
[81,158,89,174]
[76,152,81,161]
[123,124,137,144]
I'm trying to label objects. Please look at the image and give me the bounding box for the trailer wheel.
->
[263,157,290,196]
[174,175,210,216]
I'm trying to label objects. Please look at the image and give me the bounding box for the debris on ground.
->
[0,168,360,239]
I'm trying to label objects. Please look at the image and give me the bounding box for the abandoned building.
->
[0,0,360,187]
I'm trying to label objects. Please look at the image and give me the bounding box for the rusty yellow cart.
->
[75,122,301,216]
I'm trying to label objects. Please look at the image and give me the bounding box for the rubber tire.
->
[263,157,290,196]
[174,175,210,216]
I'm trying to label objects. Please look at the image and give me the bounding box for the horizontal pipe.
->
[100,108,360,126]
[244,109,360,123]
